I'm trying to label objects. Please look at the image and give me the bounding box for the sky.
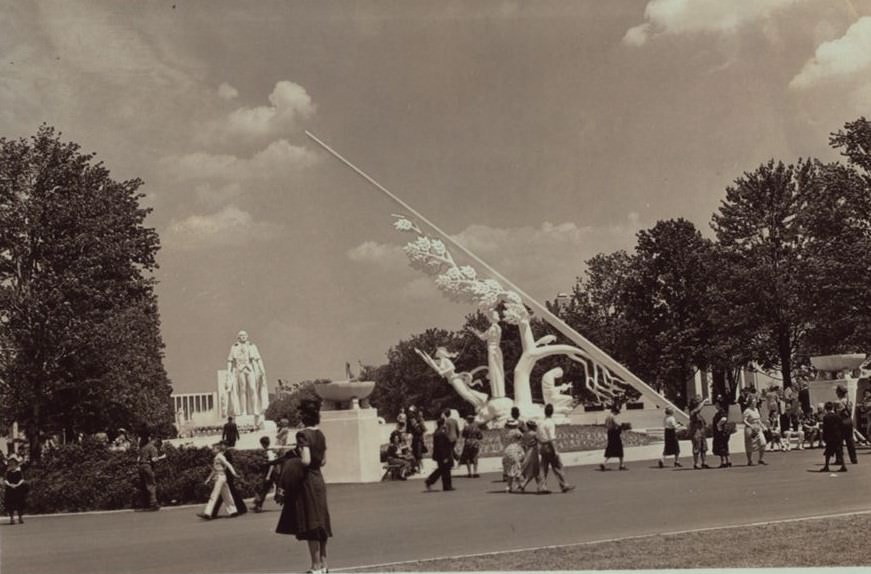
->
[2,0,871,394]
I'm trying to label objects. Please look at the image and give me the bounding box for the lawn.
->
[350,512,871,570]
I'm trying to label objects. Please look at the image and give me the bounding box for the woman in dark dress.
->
[276,399,332,574]
[3,456,27,524]
[712,400,732,468]
[601,404,626,471]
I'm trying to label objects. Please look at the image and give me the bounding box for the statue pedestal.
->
[319,407,382,484]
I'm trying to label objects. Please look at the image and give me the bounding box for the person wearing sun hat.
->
[3,455,27,524]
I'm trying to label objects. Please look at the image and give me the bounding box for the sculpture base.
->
[319,408,383,484]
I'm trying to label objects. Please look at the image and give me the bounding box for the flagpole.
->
[305,130,687,419]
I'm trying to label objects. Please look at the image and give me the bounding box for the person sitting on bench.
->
[385,432,415,480]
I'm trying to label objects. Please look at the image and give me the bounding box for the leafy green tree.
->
[0,126,174,456]
[711,159,818,388]
[622,219,716,405]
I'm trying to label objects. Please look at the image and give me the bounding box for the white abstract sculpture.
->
[467,309,506,398]
[415,347,489,411]
[395,215,630,423]
[541,367,575,416]
[225,330,269,419]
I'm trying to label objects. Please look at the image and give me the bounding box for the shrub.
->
[0,442,270,515]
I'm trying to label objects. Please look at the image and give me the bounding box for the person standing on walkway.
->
[835,385,858,464]
[601,404,627,471]
[276,399,332,574]
[712,399,732,468]
[820,401,848,473]
[3,456,27,524]
[442,409,460,461]
[137,437,166,511]
[460,415,483,478]
[407,406,426,474]
[658,407,683,468]
[253,436,278,512]
[198,442,239,519]
[687,396,711,469]
[222,416,240,448]
[538,404,575,493]
[742,399,768,466]
[424,417,455,492]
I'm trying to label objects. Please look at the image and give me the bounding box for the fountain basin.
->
[314,380,376,406]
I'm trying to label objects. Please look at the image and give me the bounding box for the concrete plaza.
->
[2,448,870,574]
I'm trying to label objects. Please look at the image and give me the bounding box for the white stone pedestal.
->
[319,407,383,484]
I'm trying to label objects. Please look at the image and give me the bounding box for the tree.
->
[0,126,174,456]
[622,219,716,405]
[711,159,816,388]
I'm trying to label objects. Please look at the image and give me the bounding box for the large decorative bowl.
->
[313,380,376,405]
[810,354,866,373]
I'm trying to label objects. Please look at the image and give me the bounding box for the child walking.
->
[658,407,683,468]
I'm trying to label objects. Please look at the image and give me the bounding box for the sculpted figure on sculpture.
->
[224,330,269,418]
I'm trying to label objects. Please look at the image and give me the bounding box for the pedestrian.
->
[601,403,627,471]
[459,415,482,478]
[253,436,278,513]
[137,437,166,511]
[742,399,767,466]
[712,399,732,468]
[198,441,240,519]
[276,399,332,574]
[820,401,847,473]
[519,419,544,492]
[687,396,711,469]
[424,417,455,492]
[658,407,683,468]
[442,409,461,459]
[222,416,240,448]
[3,455,27,524]
[538,404,575,493]
[502,429,525,493]
[407,406,426,474]
[835,385,858,464]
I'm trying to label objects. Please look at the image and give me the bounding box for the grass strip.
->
[348,512,871,571]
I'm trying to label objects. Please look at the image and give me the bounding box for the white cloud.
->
[161,139,320,182]
[790,17,871,89]
[201,81,316,146]
[194,182,244,206]
[217,82,239,100]
[346,241,406,267]
[623,0,806,46]
[164,205,283,250]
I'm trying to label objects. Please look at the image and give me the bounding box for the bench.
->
[381,462,407,481]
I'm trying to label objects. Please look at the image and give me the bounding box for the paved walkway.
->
[2,448,870,574]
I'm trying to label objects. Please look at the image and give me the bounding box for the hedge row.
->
[0,440,269,515]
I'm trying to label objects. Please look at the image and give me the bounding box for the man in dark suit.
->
[222,416,240,448]
[424,418,455,491]
[820,402,847,472]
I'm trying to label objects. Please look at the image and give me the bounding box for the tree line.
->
[368,118,871,416]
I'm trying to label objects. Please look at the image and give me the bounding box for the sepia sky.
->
[2,0,871,393]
